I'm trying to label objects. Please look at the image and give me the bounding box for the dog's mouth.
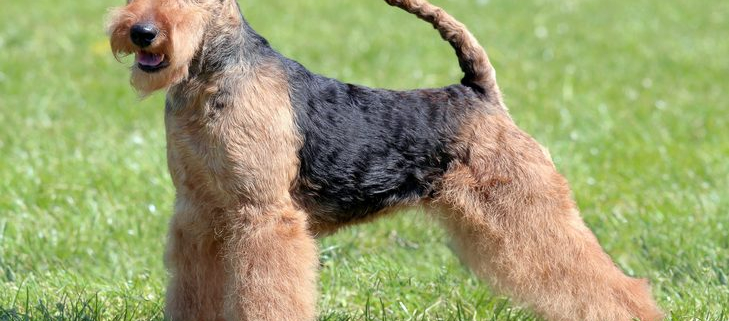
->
[136,50,169,72]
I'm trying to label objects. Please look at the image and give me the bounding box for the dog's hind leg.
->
[434,113,663,321]
[221,202,318,321]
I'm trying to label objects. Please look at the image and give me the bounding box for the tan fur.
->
[309,204,419,237]
[108,0,662,320]
[107,0,215,96]
[163,59,317,320]
[164,197,226,321]
[109,0,319,318]
[433,110,664,321]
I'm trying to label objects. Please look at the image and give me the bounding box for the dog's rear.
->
[434,113,665,321]
[386,1,663,320]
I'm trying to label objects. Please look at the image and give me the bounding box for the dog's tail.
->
[384,0,499,98]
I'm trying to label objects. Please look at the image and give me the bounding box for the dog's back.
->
[285,0,504,226]
[286,60,490,225]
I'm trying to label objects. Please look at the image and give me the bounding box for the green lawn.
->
[1,0,727,320]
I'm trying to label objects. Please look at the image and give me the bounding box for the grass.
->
[0,0,727,320]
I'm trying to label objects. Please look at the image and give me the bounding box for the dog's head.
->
[106,0,236,96]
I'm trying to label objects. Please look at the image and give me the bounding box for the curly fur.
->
[107,0,664,320]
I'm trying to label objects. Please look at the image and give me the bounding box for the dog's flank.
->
[107,0,664,320]
[287,63,492,227]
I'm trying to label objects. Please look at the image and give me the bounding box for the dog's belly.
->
[286,64,485,224]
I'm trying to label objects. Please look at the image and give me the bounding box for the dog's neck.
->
[187,5,273,81]
[167,4,276,113]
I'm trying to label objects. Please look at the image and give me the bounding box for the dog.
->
[106,0,664,320]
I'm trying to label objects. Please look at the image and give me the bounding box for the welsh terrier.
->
[107,0,664,320]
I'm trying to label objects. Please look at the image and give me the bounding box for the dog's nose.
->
[130,23,158,48]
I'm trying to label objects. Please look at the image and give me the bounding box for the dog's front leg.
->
[165,196,226,321]
[222,202,318,321]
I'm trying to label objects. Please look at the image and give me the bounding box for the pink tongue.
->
[137,51,164,66]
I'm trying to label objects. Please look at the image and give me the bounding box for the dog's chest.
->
[164,107,230,204]
[164,78,300,205]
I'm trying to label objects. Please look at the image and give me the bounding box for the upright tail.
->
[384,0,500,100]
